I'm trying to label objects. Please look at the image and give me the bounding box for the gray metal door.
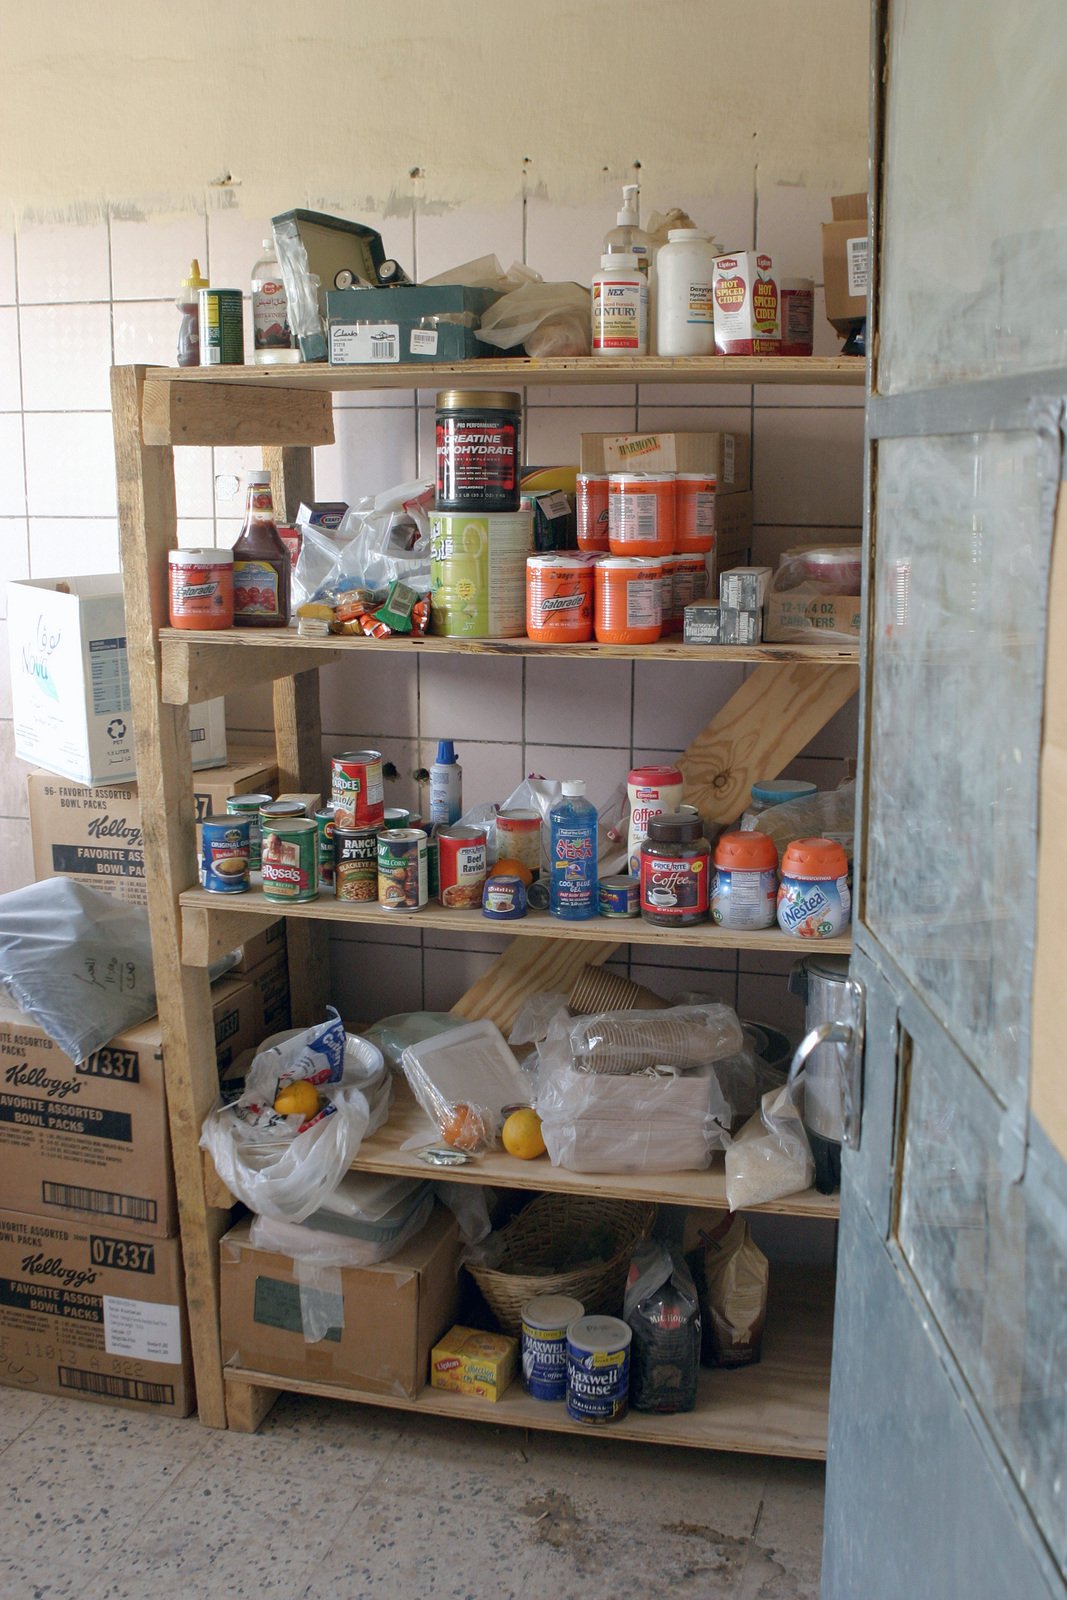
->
[822,4,1067,1595]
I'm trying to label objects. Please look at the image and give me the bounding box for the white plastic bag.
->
[724,1082,815,1209]
[537,1061,730,1174]
[476,281,591,356]
[200,1014,388,1222]
[560,1003,746,1077]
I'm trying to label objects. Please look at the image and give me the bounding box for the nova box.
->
[9,576,226,785]
[0,975,259,1237]
[220,1206,461,1397]
[0,1206,193,1416]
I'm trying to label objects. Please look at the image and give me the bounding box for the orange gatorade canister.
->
[607,473,676,556]
[675,473,716,553]
[577,474,610,552]
[526,554,596,642]
[595,556,663,644]
[168,548,234,629]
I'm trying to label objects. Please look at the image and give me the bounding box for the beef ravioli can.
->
[566,1315,632,1423]
[261,817,318,902]
[522,1295,585,1402]
[377,828,428,912]
[437,825,487,908]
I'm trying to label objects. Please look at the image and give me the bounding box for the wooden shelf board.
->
[146,354,865,393]
[348,1082,840,1219]
[222,1266,833,1458]
[180,885,852,964]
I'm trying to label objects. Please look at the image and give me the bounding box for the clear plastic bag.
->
[363,1011,469,1072]
[399,1019,530,1152]
[476,280,592,356]
[563,1003,746,1077]
[0,879,157,1063]
[329,482,433,595]
[772,545,862,597]
[749,779,856,859]
[624,1239,701,1412]
[200,1014,389,1221]
[724,1081,815,1209]
[536,1062,731,1173]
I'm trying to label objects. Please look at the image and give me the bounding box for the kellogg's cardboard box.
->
[0,1206,193,1416]
[712,252,781,355]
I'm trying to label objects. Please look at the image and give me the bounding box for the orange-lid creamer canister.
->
[526,554,597,642]
[607,473,676,556]
[594,556,663,644]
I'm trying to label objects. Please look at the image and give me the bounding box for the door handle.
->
[787,978,866,1149]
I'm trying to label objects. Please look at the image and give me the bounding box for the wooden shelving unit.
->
[112,351,863,1446]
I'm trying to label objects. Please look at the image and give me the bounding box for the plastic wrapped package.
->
[200,1015,390,1222]
[747,778,856,858]
[724,1082,816,1209]
[772,545,862,596]
[537,1063,731,1174]
[363,1011,469,1072]
[623,1240,701,1412]
[400,1019,532,1152]
[566,1003,746,1076]
[476,280,592,357]
[683,1210,769,1368]
[508,991,569,1047]
[250,1188,435,1270]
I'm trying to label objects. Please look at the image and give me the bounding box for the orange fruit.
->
[488,857,534,886]
[440,1103,491,1152]
[501,1107,546,1160]
[273,1080,322,1118]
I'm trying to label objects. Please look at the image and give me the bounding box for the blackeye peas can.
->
[261,817,318,902]
[334,825,379,903]
[332,750,385,829]
[199,287,244,366]
[201,815,251,893]
[315,806,338,889]
[226,792,273,873]
[437,825,487,909]
[378,828,428,912]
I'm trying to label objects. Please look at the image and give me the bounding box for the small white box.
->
[9,575,226,786]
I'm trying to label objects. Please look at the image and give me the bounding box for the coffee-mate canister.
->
[429,509,534,638]
[522,1295,585,1402]
[627,763,684,872]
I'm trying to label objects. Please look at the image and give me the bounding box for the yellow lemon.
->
[502,1107,546,1161]
[273,1080,322,1118]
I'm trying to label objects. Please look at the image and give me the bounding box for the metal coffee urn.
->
[787,956,865,1194]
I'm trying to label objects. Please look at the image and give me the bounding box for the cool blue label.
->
[565,1340,629,1422]
[777,873,851,937]
[551,823,597,913]
[522,1324,568,1401]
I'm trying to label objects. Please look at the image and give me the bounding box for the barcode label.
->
[41,1182,157,1224]
[329,322,401,365]
[409,328,438,356]
[59,1366,174,1406]
[88,637,131,716]
[846,235,869,298]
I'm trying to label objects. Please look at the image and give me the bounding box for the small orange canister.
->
[607,472,676,556]
[675,472,716,553]
[577,473,610,552]
[595,556,663,644]
[168,547,234,629]
[526,553,596,642]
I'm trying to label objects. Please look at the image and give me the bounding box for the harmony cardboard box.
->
[764,593,862,642]
[822,194,868,333]
[0,975,260,1238]
[579,430,750,490]
[219,1206,462,1398]
[8,575,226,785]
[28,751,278,909]
[0,1205,193,1416]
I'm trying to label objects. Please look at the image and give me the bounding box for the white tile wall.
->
[0,188,864,1025]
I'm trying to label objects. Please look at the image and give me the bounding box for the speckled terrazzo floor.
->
[0,1387,825,1599]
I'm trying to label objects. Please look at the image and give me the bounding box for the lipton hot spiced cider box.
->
[712,252,781,355]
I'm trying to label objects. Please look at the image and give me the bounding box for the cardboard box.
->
[720,566,773,609]
[822,194,868,333]
[430,1326,519,1401]
[683,603,723,645]
[714,491,754,560]
[720,606,763,645]
[579,430,750,489]
[764,593,862,642]
[231,919,287,975]
[28,753,278,908]
[712,252,781,355]
[242,950,291,1041]
[219,1206,462,1398]
[0,975,258,1238]
[327,286,500,365]
[0,1206,192,1416]
[9,576,227,785]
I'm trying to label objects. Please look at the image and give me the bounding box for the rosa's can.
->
[261,817,318,903]
[378,828,428,912]
[332,750,385,829]
[226,792,272,874]
[334,825,379,903]
[315,805,338,890]
[437,825,487,909]
[201,815,251,893]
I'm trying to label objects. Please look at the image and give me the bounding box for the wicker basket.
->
[466,1194,657,1336]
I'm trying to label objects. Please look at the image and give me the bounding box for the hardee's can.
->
[378,828,428,912]
[437,825,488,908]
[526,554,596,643]
[332,750,385,829]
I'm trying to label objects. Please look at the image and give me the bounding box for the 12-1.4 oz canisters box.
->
[0,1206,193,1416]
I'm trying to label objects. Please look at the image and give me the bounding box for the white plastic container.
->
[603,185,651,277]
[592,253,648,356]
[655,230,717,357]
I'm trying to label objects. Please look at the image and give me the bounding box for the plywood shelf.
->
[223,1266,834,1458]
[179,885,852,967]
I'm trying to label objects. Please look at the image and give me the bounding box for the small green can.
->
[261,817,318,903]
[315,806,338,889]
[199,287,244,366]
[226,792,273,873]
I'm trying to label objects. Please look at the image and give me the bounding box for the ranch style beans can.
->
[437,825,488,909]
[201,815,251,893]
[226,792,273,874]
[332,750,385,829]
[315,806,338,890]
[378,828,428,912]
[261,817,318,903]
[334,826,379,903]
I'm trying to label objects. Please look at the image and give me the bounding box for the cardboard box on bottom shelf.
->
[0,974,261,1238]
[219,1206,462,1398]
[27,751,278,909]
[0,1206,193,1416]
[764,593,862,642]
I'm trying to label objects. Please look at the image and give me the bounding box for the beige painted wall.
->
[1,0,868,222]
